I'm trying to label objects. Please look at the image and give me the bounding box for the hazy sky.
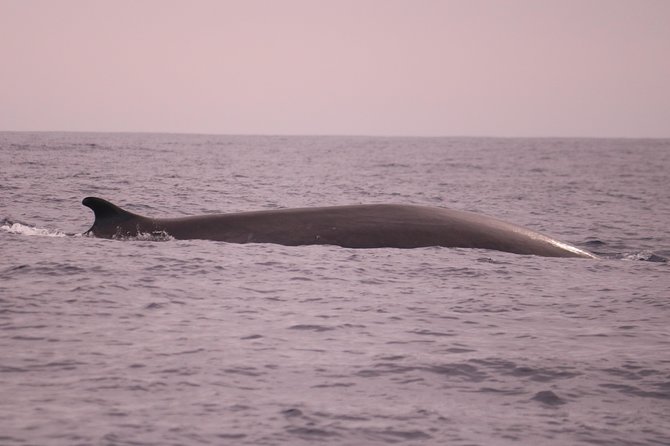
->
[2,0,669,137]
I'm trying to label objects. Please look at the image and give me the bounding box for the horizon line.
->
[1,129,669,141]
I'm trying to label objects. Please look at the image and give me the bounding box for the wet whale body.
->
[82,197,596,258]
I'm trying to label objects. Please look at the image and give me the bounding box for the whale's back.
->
[82,198,596,258]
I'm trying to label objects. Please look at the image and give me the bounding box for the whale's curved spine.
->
[82,197,597,258]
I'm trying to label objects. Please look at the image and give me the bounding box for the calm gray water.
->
[1,132,669,445]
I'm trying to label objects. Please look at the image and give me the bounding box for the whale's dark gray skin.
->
[82,197,597,258]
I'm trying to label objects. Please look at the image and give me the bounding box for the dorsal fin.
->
[82,197,135,220]
[82,197,140,237]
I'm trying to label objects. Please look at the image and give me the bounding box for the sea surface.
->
[1,132,669,446]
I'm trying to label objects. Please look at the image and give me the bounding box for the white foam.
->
[112,230,174,242]
[622,250,665,262]
[0,222,68,238]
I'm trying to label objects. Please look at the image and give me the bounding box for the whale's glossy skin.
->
[82,197,596,258]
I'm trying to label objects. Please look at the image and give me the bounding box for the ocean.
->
[1,132,669,445]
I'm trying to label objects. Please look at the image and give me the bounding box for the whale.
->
[82,197,596,258]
